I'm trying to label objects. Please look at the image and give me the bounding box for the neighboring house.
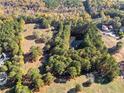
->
[0,53,9,66]
[119,0,124,10]
[120,26,124,32]
[119,3,124,10]
[102,25,110,32]
[0,53,10,86]
[102,24,113,32]
[0,72,7,86]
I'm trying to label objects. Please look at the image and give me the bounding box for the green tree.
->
[27,68,44,90]
[14,81,32,93]
[43,72,54,85]
[41,18,50,28]
[96,55,119,83]
[9,41,19,56]
[116,41,123,51]
[30,46,42,62]
[67,67,77,78]
[0,65,8,72]
[54,61,66,75]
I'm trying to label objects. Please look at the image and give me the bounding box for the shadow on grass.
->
[25,35,35,40]
[35,39,45,44]
[82,80,92,87]
[94,77,112,85]
[54,78,67,83]
[108,46,117,54]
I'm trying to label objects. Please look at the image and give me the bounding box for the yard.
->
[21,23,49,72]
[36,76,124,93]
[35,27,124,93]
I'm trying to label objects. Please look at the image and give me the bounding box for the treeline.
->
[0,16,119,93]
[0,17,24,55]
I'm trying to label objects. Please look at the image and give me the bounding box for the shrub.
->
[75,84,83,92]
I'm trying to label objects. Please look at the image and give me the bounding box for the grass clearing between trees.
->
[37,76,124,93]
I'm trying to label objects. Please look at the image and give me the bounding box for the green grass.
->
[45,76,124,93]
[83,78,124,93]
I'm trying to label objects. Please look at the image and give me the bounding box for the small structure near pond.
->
[0,53,10,86]
[120,26,124,32]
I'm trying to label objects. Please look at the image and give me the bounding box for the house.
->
[102,25,110,32]
[0,72,7,86]
[102,24,113,32]
[120,26,124,32]
[0,53,10,66]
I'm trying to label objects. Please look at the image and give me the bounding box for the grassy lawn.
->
[83,78,124,93]
[38,76,124,93]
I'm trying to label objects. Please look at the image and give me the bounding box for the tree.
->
[82,11,92,22]
[27,68,44,90]
[9,41,19,56]
[67,67,78,78]
[33,31,41,40]
[8,66,24,82]
[62,24,71,50]
[12,55,24,65]
[43,72,54,85]
[0,65,8,72]
[29,46,42,62]
[96,55,119,83]
[41,18,50,28]
[54,61,66,75]
[19,18,25,32]
[14,81,32,93]
[116,41,123,51]
[75,84,83,92]
[100,11,106,21]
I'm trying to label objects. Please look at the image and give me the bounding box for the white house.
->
[102,25,110,32]
[120,26,124,32]
[0,72,7,86]
[0,53,9,66]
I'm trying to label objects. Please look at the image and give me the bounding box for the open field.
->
[36,76,124,93]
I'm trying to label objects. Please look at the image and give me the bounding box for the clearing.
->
[36,76,124,93]
[22,23,45,72]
